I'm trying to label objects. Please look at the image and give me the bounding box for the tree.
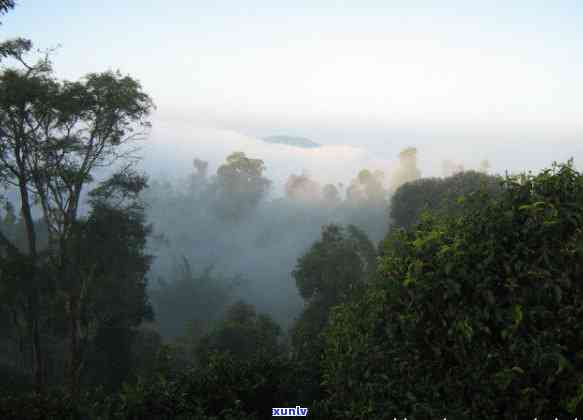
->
[285,173,321,203]
[0,203,51,390]
[293,224,376,307]
[344,169,389,240]
[188,157,209,195]
[290,224,376,403]
[291,223,376,354]
[209,152,271,221]
[389,170,502,229]
[323,161,583,418]
[195,300,282,365]
[346,169,386,205]
[322,184,340,206]
[149,258,238,346]
[64,175,153,391]
[0,46,153,393]
[0,0,31,62]
[388,147,421,191]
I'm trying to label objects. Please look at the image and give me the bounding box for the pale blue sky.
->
[2,1,583,174]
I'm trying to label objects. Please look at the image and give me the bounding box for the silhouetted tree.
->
[285,173,321,203]
[209,152,271,221]
[322,184,341,206]
[150,259,237,345]
[196,300,281,365]
[0,45,153,393]
[290,224,376,403]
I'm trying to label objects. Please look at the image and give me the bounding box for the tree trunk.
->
[19,181,46,393]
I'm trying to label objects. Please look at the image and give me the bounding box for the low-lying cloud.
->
[140,118,395,195]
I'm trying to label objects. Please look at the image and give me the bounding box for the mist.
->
[134,111,583,339]
[139,123,403,335]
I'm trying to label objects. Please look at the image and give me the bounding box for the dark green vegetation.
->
[3,4,583,419]
[323,162,583,419]
[389,169,502,229]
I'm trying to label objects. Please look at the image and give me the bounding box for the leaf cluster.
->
[322,161,583,418]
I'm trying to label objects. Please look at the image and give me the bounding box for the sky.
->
[2,1,583,179]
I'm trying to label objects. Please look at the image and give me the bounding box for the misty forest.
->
[3,1,583,419]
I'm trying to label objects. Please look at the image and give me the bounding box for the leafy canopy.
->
[210,152,271,221]
[195,300,282,365]
[323,161,583,419]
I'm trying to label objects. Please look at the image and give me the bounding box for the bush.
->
[323,161,583,419]
[195,300,282,365]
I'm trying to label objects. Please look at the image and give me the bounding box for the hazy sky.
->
[3,1,583,175]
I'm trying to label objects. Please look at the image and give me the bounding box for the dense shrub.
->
[195,301,282,365]
[389,170,501,229]
[0,352,314,419]
[323,162,583,419]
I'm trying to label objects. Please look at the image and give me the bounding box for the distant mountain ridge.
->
[262,135,320,149]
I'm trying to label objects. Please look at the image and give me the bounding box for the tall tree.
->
[210,152,271,221]
[346,169,386,205]
[322,183,341,206]
[343,168,389,240]
[388,147,421,191]
[70,173,153,392]
[0,1,30,62]
[290,224,376,402]
[285,173,321,203]
[0,46,153,393]
[293,224,376,308]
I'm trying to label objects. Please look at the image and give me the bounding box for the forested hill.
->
[262,135,320,148]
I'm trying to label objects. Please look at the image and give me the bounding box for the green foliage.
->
[72,197,153,324]
[293,224,376,304]
[390,170,502,229]
[0,38,32,61]
[0,173,154,391]
[150,259,237,343]
[196,300,282,365]
[290,224,377,405]
[108,351,331,419]
[0,352,309,419]
[291,223,376,359]
[0,53,153,241]
[322,161,583,418]
[210,152,271,221]
[0,44,154,392]
[0,390,87,420]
